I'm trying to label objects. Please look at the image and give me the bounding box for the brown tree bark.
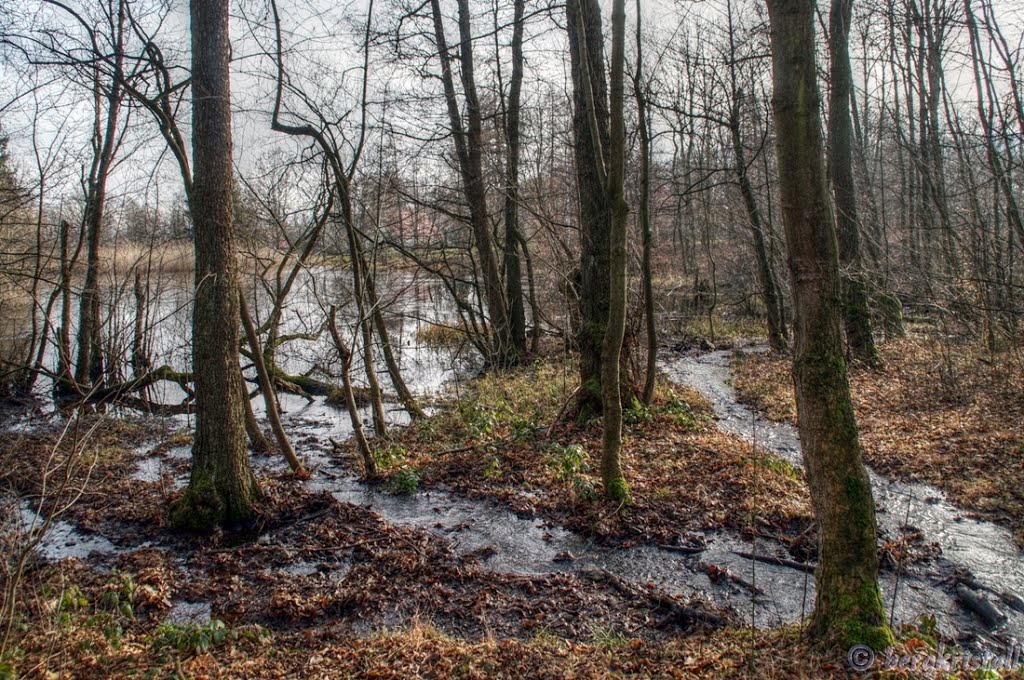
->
[633,0,658,404]
[429,0,512,365]
[75,38,126,389]
[765,0,890,648]
[239,290,305,475]
[566,0,613,417]
[600,0,630,502]
[171,0,257,531]
[502,0,528,358]
[828,0,881,367]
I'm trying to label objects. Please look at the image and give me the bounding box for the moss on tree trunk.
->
[766,0,891,649]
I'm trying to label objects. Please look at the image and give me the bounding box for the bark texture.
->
[600,0,630,502]
[766,0,891,648]
[828,0,881,367]
[566,0,613,416]
[171,0,257,531]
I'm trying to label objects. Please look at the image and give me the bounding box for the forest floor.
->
[731,329,1024,547]
[0,341,1019,678]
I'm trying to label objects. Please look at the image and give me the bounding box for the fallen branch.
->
[732,551,816,574]
[578,567,730,629]
[956,584,1007,629]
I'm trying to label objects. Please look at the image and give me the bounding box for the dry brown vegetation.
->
[732,332,1024,544]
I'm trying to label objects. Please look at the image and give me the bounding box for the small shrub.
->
[547,443,589,482]
[483,456,502,480]
[390,467,422,494]
[373,441,408,470]
[151,619,228,659]
[660,391,701,430]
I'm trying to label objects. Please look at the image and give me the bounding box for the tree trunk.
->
[75,68,124,389]
[729,104,788,352]
[828,0,881,367]
[239,290,304,475]
[171,0,257,531]
[429,0,511,365]
[566,0,613,417]
[503,0,528,358]
[328,306,376,478]
[634,0,658,404]
[766,0,890,648]
[600,0,630,503]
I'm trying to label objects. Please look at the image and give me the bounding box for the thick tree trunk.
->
[828,0,881,367]
[566,0,613,417]
[171,0,257,531]
[766,0,890,648]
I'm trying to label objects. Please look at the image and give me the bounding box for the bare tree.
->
[170,0,257,530]
[766,0,890,646]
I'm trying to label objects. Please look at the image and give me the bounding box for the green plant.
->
[509,410,541,442]
[87,572,138,647]
[546,444,597,501]
[660,392,701,430]
[587,624,627,650]
[390,467,421,494]
[750,456,800,480]
[372,442,408,470]
[152,619,228,659]
[547,444,589,482]
[624,397,653,425]
[483,456,502,480]
[458,402,499,439]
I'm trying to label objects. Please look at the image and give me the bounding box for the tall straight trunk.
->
[724,0,786,352]
[600,0,629,503]
[75,67,124,388]
[766,0,890,648]
[171,0,256,531]
[964,0,1024,256]
[633,0,657,404]
[566,0,613,416]
[828,0,881,367]
[429,0,511,364]
[503,0,528,357]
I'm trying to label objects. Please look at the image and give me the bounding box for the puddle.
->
[16,501,121,562]
[166,600,212,625]
[130,445,190,484]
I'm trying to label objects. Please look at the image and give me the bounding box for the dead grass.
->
[732,332,1024,544]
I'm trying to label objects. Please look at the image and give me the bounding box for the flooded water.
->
[666,350,1024,647]
[6,272,1023,651]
